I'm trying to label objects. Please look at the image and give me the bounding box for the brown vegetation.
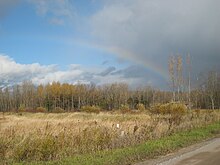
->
[0,108,219,163]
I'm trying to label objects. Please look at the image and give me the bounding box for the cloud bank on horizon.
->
[0,0,219,88]
[0,55,156,87]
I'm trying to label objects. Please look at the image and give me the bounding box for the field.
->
[0,109,220,164]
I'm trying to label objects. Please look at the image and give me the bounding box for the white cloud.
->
[0,55,56,86]
[28,0,75,25]
[49,18,64,25]
[0,54,155,87]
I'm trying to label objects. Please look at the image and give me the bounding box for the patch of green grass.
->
[17,121,220,165]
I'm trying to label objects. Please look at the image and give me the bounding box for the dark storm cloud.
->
[111,65,149,78]
[110,65,166,88]
[90,0,220,79]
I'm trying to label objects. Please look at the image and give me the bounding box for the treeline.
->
[0,82,172,112]
[0,70,219,113]
[191,71,220,109]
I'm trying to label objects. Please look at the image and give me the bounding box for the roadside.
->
[24,122,220,165]
[136,135,220,165]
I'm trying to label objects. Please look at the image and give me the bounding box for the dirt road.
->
[136,137,220,165]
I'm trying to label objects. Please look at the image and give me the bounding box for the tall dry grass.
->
[0,108,219,163]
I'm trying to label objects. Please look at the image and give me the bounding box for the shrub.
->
[119,104,131,114]
[119,104,129,110]
[79,126,113,152]
[151,102,187,115]
[194,109,201,116]
[0,138,7,160]
[149,103,161,114]
[13,136,58,161]
[53,107,65,113]
[81,105,101,114]
[18,104,26,112]
[25,108,35,113]
[36,107,47,113]
[151,102,187,126]
[136,103,145,111]
[18,105,36,113]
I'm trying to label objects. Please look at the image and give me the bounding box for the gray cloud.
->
[111,65,165,88]
[112,65,150,78]
[90,0,220,79]
[0,0,19,18]
[102,60,109,65]
[99,66,116,76]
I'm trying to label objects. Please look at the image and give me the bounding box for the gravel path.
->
[136,137,220,165]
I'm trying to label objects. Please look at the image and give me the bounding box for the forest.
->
[0,70,219,113]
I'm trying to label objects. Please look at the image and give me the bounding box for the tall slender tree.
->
[169,55,176,101]
[186,54,191,109]
[176,55,183,101]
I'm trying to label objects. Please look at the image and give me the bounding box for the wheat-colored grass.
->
[0,110,219,163]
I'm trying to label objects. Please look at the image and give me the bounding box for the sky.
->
[0,0,219,89]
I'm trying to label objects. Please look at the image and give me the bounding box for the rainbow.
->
[106,46,169,80]
[79,40,169,80]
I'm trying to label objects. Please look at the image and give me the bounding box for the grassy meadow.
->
[0,108,220,164]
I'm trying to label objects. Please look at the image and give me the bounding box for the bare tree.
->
[206,71,218,109]
[176,55,183,101]
[186,54,191,109]
[169,55,176,101]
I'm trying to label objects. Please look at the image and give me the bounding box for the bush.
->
[53,107,65,113]
[18,104,26,112]
[151,102,187,115]
[13,136,58,161]
[136,103,145,111]
[81,105,101,114]
[79,126,113,152]
[152,102,187,126]
[194,109,201,116]
[36,107,47,113]
[119,104,131,114]
[149,103,161,114]
[119,104,129,110]
[0,138,7,160]
[25,108,35,113]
